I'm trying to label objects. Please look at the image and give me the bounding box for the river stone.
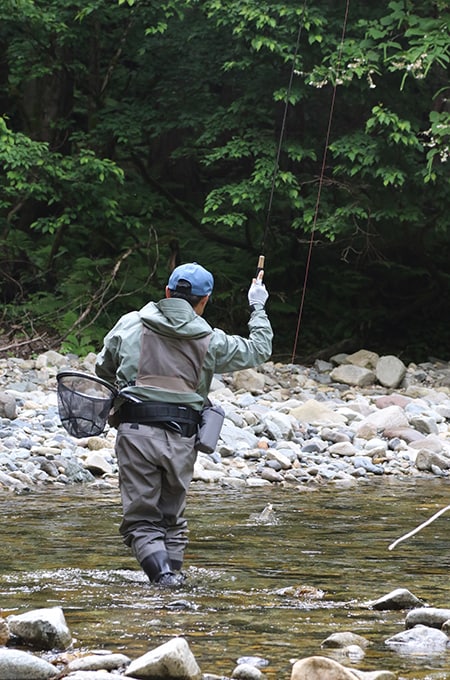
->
[236,656,269,668]
[218,420,259,450]
[375,394,411,409]
[330,365,375,387]
[61,672,117,679]
[345,349,380,369]
[0,648,59,679]
[262,411,294,438]
[67,652,131,672]
[321,631,369,649]
[289,400,347,426]
[290,655,359,679]
[124,636,202,679]
[82,451,114,476]
[415,449,450,471]
[369,588,425,610]
[355,405,409,437]
[0,619,9,645]
[327,442,356,457]
[231,662,264,680]
[408,434,445,453]
[408,414,440,435]
[375,356,406,389]
[382,426,425,443]
[352,672,396,680]
[0,392,16,419]
[405,607,450,629]
[442,619,450,635]
[232,368,265,393]
[7,606,72,651]
[385,623,450,653]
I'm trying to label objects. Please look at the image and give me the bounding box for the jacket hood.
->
[139,298,212,339]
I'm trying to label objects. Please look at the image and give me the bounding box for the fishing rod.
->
[256,4,307,287]
[388,504,450,551]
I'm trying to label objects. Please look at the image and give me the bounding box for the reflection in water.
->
[0,478,449,679]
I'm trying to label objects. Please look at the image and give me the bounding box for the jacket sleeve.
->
[208,307,273,374]
[95,337,120,385]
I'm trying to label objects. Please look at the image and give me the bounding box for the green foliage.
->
[0,0,450,362]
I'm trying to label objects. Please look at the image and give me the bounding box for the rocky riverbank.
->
[1,348,450,493]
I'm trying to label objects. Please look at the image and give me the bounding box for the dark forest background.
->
[1,0,449,364]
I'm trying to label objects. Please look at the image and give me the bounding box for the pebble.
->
[1,349,450,492]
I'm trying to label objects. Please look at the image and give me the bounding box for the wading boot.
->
[141,551,184,588]
[170,557,187,584]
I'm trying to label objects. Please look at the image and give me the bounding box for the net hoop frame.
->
[56,370,118,398]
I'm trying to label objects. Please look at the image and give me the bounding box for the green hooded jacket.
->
[95,298,273,410]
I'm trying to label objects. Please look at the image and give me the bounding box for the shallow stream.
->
[1,477,449,679]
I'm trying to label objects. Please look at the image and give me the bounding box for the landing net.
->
[57,371,117,438]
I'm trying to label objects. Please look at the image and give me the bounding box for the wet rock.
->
[340,645,365,662]
[321,631,369,649]
[352,672,396,680]
[290,655,394,680]
[236,656,269,668]
[0,648,59,679]
[405,607,450,629]
[385,623,450,654]
[64,672,118,679]
[0,618,10,645]
[124,636,202,679]
[231,663,264,680]
[67,652,131,672]
[291,655,356,679]
[369,588,425,610]
[7,606,72,651]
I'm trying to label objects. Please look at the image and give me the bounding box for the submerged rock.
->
[385,623,450,654]
[369,588,426,611]
[405,607,450,629]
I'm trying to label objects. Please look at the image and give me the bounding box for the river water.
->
[0,477,449,679]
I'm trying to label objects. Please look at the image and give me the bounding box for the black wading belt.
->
[118,401,201,437]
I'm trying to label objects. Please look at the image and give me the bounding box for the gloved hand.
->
[248,272,269,309]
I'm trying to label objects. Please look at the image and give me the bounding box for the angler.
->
[94,261,273,587]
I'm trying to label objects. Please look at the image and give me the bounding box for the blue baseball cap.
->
[168,262,214,296]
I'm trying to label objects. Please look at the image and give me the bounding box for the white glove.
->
[248,274,269,308]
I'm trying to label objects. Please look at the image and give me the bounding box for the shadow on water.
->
[0,477,449,679]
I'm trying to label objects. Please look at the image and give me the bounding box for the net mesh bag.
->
[57,371,118,438]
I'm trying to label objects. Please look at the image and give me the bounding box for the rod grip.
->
[256,255,265,279]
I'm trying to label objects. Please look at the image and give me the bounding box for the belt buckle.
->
[165,420,183,434]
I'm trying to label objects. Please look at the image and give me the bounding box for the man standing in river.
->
[95,262,273,587]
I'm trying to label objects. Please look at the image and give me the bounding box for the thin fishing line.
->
[261,1,308,253]
[291,0,351,363]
